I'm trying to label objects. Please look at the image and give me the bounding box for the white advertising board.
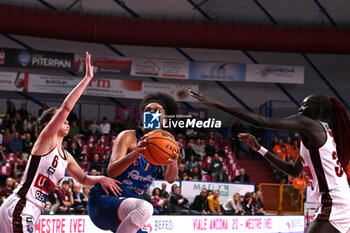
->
[34,215,304,233]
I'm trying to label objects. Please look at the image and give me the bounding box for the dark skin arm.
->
[238,133,304,178]
[189,90,326,148]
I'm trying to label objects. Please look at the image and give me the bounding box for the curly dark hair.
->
[36,107,58,133]
[140,92,180,116]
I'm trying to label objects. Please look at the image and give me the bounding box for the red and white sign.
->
[35,215,105,233]
[74,55,131,75]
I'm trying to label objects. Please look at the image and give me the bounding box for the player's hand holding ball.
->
[139,130,179,165]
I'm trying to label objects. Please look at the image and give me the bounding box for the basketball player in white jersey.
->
[0,52,121,233]
[190,90,350,233]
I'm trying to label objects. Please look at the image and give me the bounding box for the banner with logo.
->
[0,72,28,91]
[181,181,255,203]
[189,62,246,82]
[246,64,304,84]
[0,48,74,71]
[86,79,143,98]
[28,74,78,94]
[74,55,131,74]
[25,73,198,102]
[142,82,198,102]
[145,215,304,233]
[131,58,190,79]
[27,75,143,98]
[35,215,304,233]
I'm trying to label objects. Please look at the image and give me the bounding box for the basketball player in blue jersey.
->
[88,93,180,233]
[189,90,350,233]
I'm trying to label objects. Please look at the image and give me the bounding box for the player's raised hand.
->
[85,51,94,80]
[188,90,217,107]
[238,133,261,151]
[99,176,123,196]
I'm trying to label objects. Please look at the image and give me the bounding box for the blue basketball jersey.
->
[92,128,160,198]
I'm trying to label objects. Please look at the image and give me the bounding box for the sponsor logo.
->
[193,183,229,196]
[144,111,161,129]
[196,63,243,81]
[26,217,34,224]
[142,223,153,233]
[34,173,56,193]
[291,219,303,229]
[35,190,48,203]
[88,78,111,88]
[257,66,295,79]
[143,111,221,129]
[154,220,173,231]
[27,226,34,233]
[31,55,71,68]
[18,51,31,66]
[46,166,56,175]
[135,60,161,76]
[163,117,221,129]
[127,170,155,183]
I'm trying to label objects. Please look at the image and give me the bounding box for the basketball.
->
[143,130,179,165]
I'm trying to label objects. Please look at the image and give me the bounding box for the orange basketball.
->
[143,130,179,165]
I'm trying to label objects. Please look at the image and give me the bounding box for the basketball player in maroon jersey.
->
[190,90,350,233]
[0,52,121,233]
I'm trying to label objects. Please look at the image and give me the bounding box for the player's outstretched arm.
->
[238,133,303,178]
[39,52,94,140]
[66,152,122,196]
[189,90,313,134]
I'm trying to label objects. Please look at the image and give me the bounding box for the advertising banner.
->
[86,79,143,99]
[74,55,131,74]
[26,74,198,102]
[0,48,74,71]
[181,181,255,203]
[189,62,246,82]
[246,64,304,84]
[27,75,143,98]
[35,215,304,233]
[145,215,305,233]
[142,82,198,102]
[131,58,190,79]
[28,74,79,94]
[0,72,28,91]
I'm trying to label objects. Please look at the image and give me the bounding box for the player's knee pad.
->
[130,200,153,228]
